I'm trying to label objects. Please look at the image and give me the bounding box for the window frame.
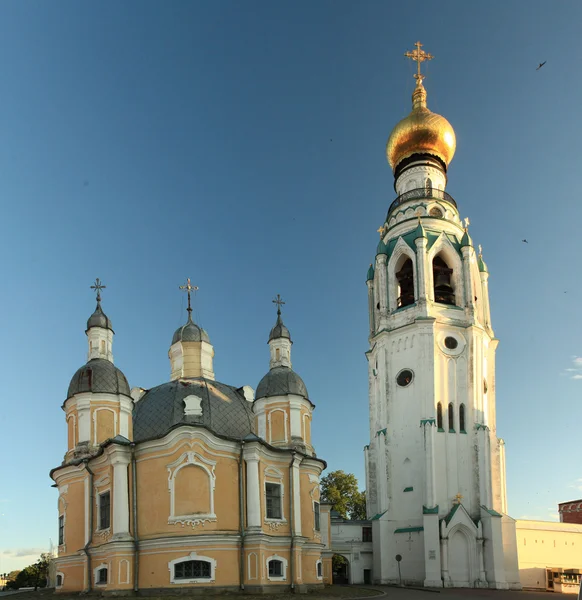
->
[362,526,373,542]
[448,402,455,432]
[314,500,321,532]
[58,514,65,546]
[93,565,109,586]
[265,482,283,520]
[174,560,212,581]
[436,402,444,431]
[316,559,323,580]
[168,552,217,585]
[55,573,64,588]
[266,555,288,581]
[459,403,466,433]
[98,490,111,531]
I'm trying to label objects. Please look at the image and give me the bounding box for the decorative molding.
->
[266,554,288,581]
[118,559,130,585]
[92,408,118,444]
[264,466,284,480]
[55,572,65,588]
[167,451,217,526]
[267,408,289,444]
[93,562,111,585]
[183,395,203,417]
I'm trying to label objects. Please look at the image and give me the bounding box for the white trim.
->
[167,451,217,526]
[92,407,118,444]
[387,237,418,312]
[66,413,77,449]
[266,554,288,581]
[168,551,216,584]
[316,559,323,580]
[96,488,111,532]
[93,563,110,586]
[267,408,288,443]
[55,572,65,588]
[264,480,286,525]
[247,552,258,580]
[118,559,130,585]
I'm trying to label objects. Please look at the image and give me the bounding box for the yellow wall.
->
[60,479,86,554]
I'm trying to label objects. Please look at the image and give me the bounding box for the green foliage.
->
[320,470,367,520]
[8,554,51,590]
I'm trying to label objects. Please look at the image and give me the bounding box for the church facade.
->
[361,45,521,588]
[50,285,328,593]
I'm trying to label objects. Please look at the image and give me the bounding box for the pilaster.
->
[244,446,261,531]
[415,236,429,308]
[110,446,131,539]
[291,455,302,536]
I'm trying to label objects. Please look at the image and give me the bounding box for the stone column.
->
[367,280,375,335]
[477,537,487,585]
[110,447,131,539]
[441,538,450,585]
[423,421,437,508]
[119,397,133,440]
[461,246,475,313]
[480,271,492,330]
[244,447,261,530]
[376,254,388,320]
[289,398,303,441]
[415,235,428,304]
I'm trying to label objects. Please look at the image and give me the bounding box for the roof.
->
[366,264,375,282]
[67,358,130,399]
[86,303,113,332]
[268,312,291,342]
[172,316,210,345]
[256,366,309,401]
[132,377,256,442]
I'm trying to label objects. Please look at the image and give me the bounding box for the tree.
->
[321,470,367,520]
[8,554,50,590]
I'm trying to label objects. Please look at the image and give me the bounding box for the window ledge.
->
[437,427,444,432]
[168,514,216,526]
[460,430,467,434]
[449,429,455,433]
[265,518,286,523]
[172,577,214,585]
[267,575,287,581]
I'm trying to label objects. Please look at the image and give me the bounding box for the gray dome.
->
[86,303,113,332]
[67,358,130,399]
[268,313,291,342]
[133,378,256,442]
[256,366,309,400]
[172,317,210,345]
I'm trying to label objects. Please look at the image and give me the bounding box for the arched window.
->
[174,560,211,580]
[425,177,433,197]
[448,403,455,432]
[437,402,443,430]
[459,404,466,433]
[396,258,414,308]
[275,348,280,360]
[433,255,455,305]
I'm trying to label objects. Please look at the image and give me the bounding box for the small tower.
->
[254,296,314,454]
[64,280,133,460]
[169,278,215,380]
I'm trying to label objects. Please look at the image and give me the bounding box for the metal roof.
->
[171,317,210,345]
[67,358,130,399]
[256,366,309,400]
[86,303,113,332]
[132,377,255,442]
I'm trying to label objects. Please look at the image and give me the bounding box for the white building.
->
[361,45,521,589]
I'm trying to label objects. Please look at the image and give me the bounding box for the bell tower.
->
[363,43,520,589]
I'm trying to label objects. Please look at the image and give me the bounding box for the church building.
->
[360,43,521,588]
[50,283,328,593]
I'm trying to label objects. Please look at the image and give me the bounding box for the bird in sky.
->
[522,239,528,244]
[536,61,546,71]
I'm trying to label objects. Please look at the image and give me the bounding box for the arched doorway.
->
[449,529,471,586]
[332,554,349,584]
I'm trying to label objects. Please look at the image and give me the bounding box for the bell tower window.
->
[437,402,443,431]
[433,255,455,305]
[396,258,414,308]
[448,402,455,432]
[425,177,433,197]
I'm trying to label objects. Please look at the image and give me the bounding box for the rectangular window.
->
[175,560,211,580]
[58,515,64,545]
[97,568,108,584]
[56,574,63,587]
[99,491,111,530]
[314,501,320,531]
[362,526,372,542]
[268,560,283,577]
[265,483,282,519]
[317,561,322,577]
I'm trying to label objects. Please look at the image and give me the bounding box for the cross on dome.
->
[90,278,106,304]
[272,294,285,316]
[404,41,434,84]
[179,277,199,319]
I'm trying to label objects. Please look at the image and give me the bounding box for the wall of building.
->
[516,519,582,593]
[559,500,582,525]
[329,519,374,584]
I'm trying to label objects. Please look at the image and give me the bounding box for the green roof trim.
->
[420,418,436,427]
[414,220,427,240]
[403,486,413,492]
[475,423,489,431]
[481,505,502,517]
[444,503,461,525]
[376,239,389,256]
[460,230,473,248]
[394,526,424,533]
[376,428,387,437]
[371,510,387,521]
[366,264,375,281]
[478,256,488,273]
[423,505,439,514]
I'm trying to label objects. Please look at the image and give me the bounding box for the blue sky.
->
[1,0,581,572]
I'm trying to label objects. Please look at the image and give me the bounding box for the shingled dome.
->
[256,366,309,400]
[172,317,210,345]
[268,313,291,342]
[133,378,255,442]
[86,303,113,332]
[67,358,130,399]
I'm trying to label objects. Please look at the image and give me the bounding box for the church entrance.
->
[449,530,471,586]
[332,554,350,584]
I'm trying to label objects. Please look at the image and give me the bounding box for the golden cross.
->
[90,278,106,303]
[454,493,463,504]
[464,217,470,229]
[404,41,434,83]
[478,244,483,256]
[377,225,385,238]
[179,277,198,317]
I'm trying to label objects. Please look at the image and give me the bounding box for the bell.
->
[434,270,453,290]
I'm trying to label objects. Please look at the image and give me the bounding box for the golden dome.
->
[386,81,456,172]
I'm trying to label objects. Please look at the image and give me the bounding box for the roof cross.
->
[404,41,434,83]
[272,294,285,316]
[179,278,198,318]
[454,493,463,504]
[90,278,106,304]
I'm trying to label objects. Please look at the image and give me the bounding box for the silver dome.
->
[86,303,113,332]
[133,378,255,442]
[268,313,291,342]
[67,358,130,399]
[172,317,210,345]
[256,366,309,400]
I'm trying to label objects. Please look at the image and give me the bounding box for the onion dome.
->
[256,366,309,400]
[386,80,456,173]
[172,315,210,345]
[376,239,389,256]
[268,311,291,342]
[132,378,255,442]
[86,302,113,332]
[414,219,427,240]
[460,229,473,248]
[478,253,488,273]
[67,358,130,399]
[367,264,375,281]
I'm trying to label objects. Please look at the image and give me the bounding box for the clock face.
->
[396,369,414,387]
[444,336,458,350]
